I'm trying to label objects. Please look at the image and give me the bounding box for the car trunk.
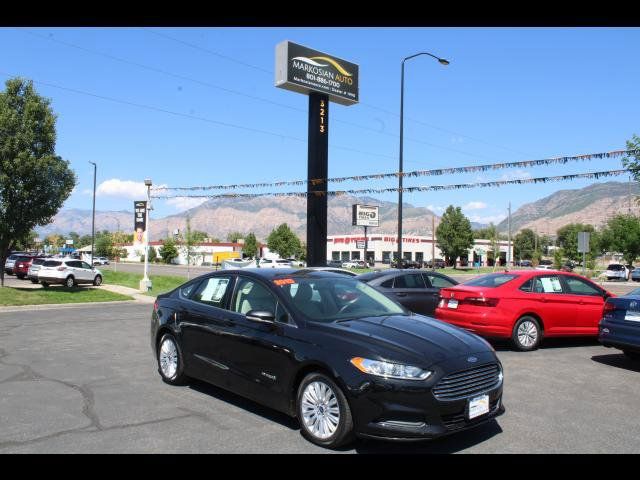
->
[438,286,500,311]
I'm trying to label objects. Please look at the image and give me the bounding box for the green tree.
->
[267,223,302,259]
[513,228,537,261]
[180,216,199,266]
[190,230,209,243]
[600,214,640,265]
[148,245,158,263]
[159,237,179,264]
[227,231,245,243]
[553,248,564,269]
[0,78,76,285]
[473,225,507,240]
[622,134,640,183]
[14,230,39,251]
[243,232,259,258]
[556,223,597,262]
[95,233,113,258]
[435,206,474,269]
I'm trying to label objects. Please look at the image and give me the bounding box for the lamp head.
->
[438,58,450,66]
[144,179,152,186]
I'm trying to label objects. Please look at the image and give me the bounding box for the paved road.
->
[1,303,639,453]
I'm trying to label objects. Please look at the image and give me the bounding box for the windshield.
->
[464,273,519,288]
[274,277,407,322]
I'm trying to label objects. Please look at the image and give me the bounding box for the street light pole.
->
[141,179,152,291]
[397,52,449,267]
[89,161,97,267]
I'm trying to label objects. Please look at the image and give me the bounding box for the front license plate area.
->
[447,299,458,309]
[468,394,490,419]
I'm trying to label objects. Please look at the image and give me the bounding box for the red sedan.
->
[12,255,37,280]
[435,270,614,351]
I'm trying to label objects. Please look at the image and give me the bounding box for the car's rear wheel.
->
[30,279,38,284]
[41,282,49,288]
[296,372,354,449]
[512,316,542,351]
[93,275,102,286]
[65,276,75,288]
[157,333,187,385]
[623,350,640,361]
[16,274,25,279]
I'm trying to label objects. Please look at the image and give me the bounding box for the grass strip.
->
[0,286,133,306]
[102,270,185,296]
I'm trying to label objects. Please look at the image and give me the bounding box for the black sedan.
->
[356,269,459,316]
[151,269,504,448]
[599,287,640,361]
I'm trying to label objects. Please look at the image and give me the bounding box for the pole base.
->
[139,279,152,292]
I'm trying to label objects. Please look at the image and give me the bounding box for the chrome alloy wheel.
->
[159,338,178,379]
[517,320,538,348]
[301,381,340,439]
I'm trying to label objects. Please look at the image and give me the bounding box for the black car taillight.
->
[463,297,500,307]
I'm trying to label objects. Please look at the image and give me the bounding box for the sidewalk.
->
[98,283,156,303]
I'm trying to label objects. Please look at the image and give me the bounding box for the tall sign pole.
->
[508,201,512,267]
[276,41,359,267]
[432,215,436,270]
[307,92,329,266]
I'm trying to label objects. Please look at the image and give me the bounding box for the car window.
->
[43,260,62,267]
[65,260,80,268]
[192,276,233,308]
[233,277,277,315]
[393,274,425,289]
[33,258,46,265]
[607,264,624,271]
[81,262,92,269]
[380,278,394,288]
[519,278,533,292]
[464,273,518,288]
[180,280,202,299]
[532,276,564,294]
[425,274,456,288]
[563,276,602,296]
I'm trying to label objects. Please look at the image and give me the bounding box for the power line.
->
[139,27,534,159]
[0,72,396,160]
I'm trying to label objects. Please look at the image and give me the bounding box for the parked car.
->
[93,257,110,265]
[599,287,640,361]
[357,269,459,316]
[151,269,504,448]
[425,258,446,269]
[435,270,614,351]
[534,264,554,271]
[4,252,27,275]
[287,258,306,267]
[298,267,358,276]
[13,255,37,279]
[259,258,292,269]
[517,260,533,268]
[605,264,630,281]
[341,260,361,268]
[38,258,103,288]
[27,257,48,283]
[326,260,344,268]
[390,259,422,269]
[631,268,640,282]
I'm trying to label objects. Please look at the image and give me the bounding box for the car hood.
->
[318,314,494,368]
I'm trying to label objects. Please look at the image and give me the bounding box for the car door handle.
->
[395,293,408,297]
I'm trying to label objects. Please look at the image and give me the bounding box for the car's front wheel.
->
[157,333,187,385]
[512,316,542,351]
[296,372,354,449]
[65,276,75,288]
[93,275,102,286]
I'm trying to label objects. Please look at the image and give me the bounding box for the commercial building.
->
[327,234,513,267]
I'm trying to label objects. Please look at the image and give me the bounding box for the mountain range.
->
[36,181,637,241]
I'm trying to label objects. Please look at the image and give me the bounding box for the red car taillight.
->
[603,302,616,315]
[463,297,500,307]
[153,300,159,312]
[56,266,67,271]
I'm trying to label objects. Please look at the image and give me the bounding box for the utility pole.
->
[141,179,153,291]
[507,202,511,268]
[432,215,436,271]
[89,161,97,267]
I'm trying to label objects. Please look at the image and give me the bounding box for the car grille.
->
[441,398,500,431]
[432,363,501,401]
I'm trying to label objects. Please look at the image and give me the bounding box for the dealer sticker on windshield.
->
[468,394,490,419]
[447,299,458,309]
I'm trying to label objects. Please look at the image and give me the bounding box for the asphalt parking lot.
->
[1,302,639,453]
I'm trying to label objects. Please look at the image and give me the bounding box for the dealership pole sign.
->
[276,41,359,267]
[352,204,379,227]
[133,201,147,246]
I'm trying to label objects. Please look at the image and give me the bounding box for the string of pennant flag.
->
[151,169,631,200]
[151,149,637,192]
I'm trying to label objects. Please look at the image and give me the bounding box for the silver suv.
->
[38,258,103,288]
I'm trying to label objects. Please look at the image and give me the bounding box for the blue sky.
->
[2,27,638,225]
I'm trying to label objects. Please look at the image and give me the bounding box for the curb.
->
[0,300,142,313]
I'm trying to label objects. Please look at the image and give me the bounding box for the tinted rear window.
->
[16,256,32,262]
[607,264,624,271]
[43,261,62,267]
[464,273,519,288]
[33,258,46,265]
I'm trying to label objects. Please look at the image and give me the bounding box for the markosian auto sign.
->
[275,41,359,106]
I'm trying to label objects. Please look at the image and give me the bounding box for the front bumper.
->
[345,353,504,440]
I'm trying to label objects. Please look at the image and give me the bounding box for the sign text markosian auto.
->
[275,41,359,106]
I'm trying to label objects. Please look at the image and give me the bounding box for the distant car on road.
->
[631,267,640,282]
[605,264,630,281]
[517,260,533,268]
[38,259,103,288]
[357,269,459,316]
[93,257,110,266]
[326,260,344,268]
[390,259,423,269]
[297,267,358,277]
[287,259,306,267]
[259,258,292,269]
[535,265,554,271]
[600,286,640,361]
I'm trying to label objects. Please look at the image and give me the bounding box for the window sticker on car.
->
[540,277,563,293]
[200,278,230,302]
[274,278,295,286]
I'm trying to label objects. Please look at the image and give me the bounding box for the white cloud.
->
[86,179,168,200]
[427,205,446,213]
[165,197,208,212]
[499,170,532,181]
[463,201,488,210]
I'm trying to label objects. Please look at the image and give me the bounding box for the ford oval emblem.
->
[467,356,478,363]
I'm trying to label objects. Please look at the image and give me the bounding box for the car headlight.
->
[350,357,432,380]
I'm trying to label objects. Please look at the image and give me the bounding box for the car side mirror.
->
[246,310,275,324]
